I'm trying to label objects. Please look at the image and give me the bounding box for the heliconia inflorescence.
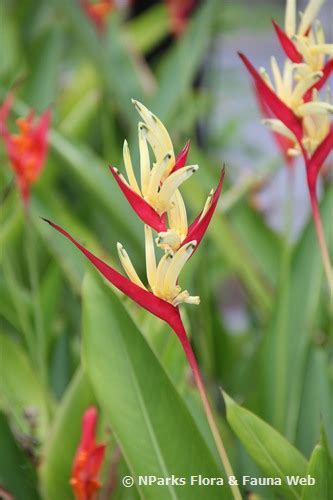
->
[0,93,50,206]
[45,98,224,318]
[239,0,333,292]
[70,406,106,500]
[44,100,241,497]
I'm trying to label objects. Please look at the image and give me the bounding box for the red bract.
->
[42,170,223,333]
[272,20,303,63]
[70,407,106,500]
[0,93,50,206]
[81,0,113,32]
[110,165,224,244]
[304,59,333,102]
[43,218,185,326]
[183,168,224,248]
[238,52,303,142]
[109,141,191,232]
[109,166,167,232]
[254,86,295,167]
[171,140,191,173]
[306,125,333,192]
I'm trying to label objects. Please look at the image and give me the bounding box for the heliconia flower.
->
[42,169,223,324]
[44,98,240,489]
[165,0,197,36]
[110,100,224,251]
[70,406,106,500]
[239,53,303,141]
[254,83,296,167]
[272,0,333,96]
[263,87,332,157]
[43,218,194,328]
[157,169,225,251]
[240,3,333,294]
[118,226,200,306]
[0,93,50,206]
[305,122,333,192]
[81,0,113,32]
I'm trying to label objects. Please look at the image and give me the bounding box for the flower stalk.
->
[309,189,333,298]
[172,317,242,500]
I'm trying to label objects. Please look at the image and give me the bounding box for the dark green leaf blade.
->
[83,270,232,499]
[223,392,308,499]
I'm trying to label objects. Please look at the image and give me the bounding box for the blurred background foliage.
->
[0,0,332,499]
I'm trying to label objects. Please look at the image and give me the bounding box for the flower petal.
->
[238,52,303,141]
[183,168,225,248]
[32,109,51,177]
[171,140,191,173]
[79,406,98,450]
[272,20,303,63]
[43,219,179,324]
[0,92,14,137]
[109,166,167,232]
[86,443,106,477]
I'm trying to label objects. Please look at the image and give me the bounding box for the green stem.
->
[173,318,242,500]
[309,190,333,302]
[24,211,47,385]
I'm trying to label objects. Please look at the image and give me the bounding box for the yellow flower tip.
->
[155,229,182,252]
[116,242,124,255]
[185,296,200,305]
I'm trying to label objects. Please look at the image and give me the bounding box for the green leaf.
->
[223,392,308,499]
[152,0,218,123]
[83,271,232,499]
[24,28,63,111]
[301,426,333,500]
[259,185,333,437]
[39,368,96,500]
[0,411,40,500]
[48,0,146,124]
[296,348,333,456]
[127,4,169,53]
[0,334,49,441]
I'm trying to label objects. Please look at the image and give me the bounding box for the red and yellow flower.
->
[0,93,50,205]
[44,99,224,339]
[70,406,106,500]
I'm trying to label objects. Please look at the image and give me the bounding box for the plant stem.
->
[309,190,333,302]
[25,210,47,385]
[174,319,242,500]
